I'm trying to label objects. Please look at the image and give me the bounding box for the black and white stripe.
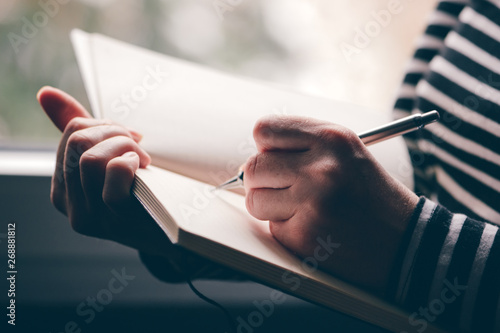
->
[393,0,500,222]
[390,1,500,331]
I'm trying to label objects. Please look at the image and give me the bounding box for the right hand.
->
[242,115,419,294]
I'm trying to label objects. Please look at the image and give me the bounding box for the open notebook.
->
[70,29,446,333]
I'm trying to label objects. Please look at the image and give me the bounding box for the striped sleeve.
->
[387,197,500,332]
[388,2,500,330]
[393,0,468,198]
[393,0,500,221]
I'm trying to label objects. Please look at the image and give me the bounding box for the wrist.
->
[376,188,421,296]
[356,163,420,294]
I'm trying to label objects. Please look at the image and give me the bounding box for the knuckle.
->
[65,117,90,134]
[310,156,339,182]
[108,124,130,136]
[105,135,137,150]
[107,157,136,175]
[318,124,358,147]
[101,118,115,126]
[90,125,129,142]
[115,135,137,147]
[79,150,104,174]
[67,131,91,153]
[253,115,275,141]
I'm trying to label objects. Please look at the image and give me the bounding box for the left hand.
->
[37,86,247,282]
[243,115,419,295]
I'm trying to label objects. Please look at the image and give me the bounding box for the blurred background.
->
[0,1,437,332]
[0,0,437,145]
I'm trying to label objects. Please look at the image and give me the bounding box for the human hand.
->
[243,115,419,294]
[37,86,177,257]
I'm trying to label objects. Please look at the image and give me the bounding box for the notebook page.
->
[71,30,413,190]
[70,30,103,119]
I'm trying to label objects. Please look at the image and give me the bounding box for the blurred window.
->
[0,0,435,148]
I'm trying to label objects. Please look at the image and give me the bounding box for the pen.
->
[214,110,440,191]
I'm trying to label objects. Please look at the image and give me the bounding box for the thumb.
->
[37,86,93,133]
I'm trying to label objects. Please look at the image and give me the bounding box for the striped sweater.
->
[388,0,500,331]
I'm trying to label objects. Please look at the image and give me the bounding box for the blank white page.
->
[71,30,413,190]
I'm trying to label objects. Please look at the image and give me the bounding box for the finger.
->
[79,135,150,210]
[40,87,97,214]
[38,86,144,141]
[39,87,146,216]
[56,121,144,189]
[243,151,305,190]
[52,118,107,203]
[269,209,317,257]
[102,151,140,213]
[37,86,93,132]
[253,115,325,152]
[60,123,145,172]
[246,188,296,221]
[63,142,88,222]
[52,122,143,212]
[42,89,142,200]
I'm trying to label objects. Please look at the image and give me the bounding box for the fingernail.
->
[127,128,143,142]
[144,152,152,166]
[36,86,47,101]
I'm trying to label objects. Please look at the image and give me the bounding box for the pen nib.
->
[213,170,244,191]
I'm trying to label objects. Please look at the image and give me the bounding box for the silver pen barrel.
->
[358,110,439,146]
